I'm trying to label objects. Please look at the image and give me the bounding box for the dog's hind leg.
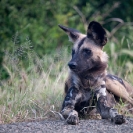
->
[105,74,133,105]
[95,81,126,124]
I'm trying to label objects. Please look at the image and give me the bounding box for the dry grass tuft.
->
[0,43,133,123]
[0,48,69,123]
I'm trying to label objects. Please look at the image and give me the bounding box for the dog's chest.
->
[80,87,94,102]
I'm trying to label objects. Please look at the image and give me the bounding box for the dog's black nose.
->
[68,62,77,70]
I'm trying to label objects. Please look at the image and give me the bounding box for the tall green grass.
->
[0,38,133,124]
[0,48,70,123]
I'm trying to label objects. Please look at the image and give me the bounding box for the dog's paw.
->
[66,110,79,125]
[112,115,125,124]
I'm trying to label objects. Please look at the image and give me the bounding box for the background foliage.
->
[1,0,133,54]
[0,0,133,123]
[1,0,133,71]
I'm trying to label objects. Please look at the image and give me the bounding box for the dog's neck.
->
[73,71,107,90]
[82,72,106,89]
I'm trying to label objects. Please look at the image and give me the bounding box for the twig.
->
[109,22,124,38]
[108,22,133,39]
[101,2,120,19]
[103,18,124,24]
[127,108,133,111]
[73,6,88,30]
[49,110,65,120]
[91,2,120,21]
[80,106,96,112]
[49,105,65,120]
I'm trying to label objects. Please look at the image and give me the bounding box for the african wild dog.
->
[58,21,133,125]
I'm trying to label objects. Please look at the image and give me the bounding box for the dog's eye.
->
[72,49,75,57]
[83,48,91,55]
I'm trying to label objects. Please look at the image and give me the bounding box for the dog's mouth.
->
[70,68,80,73]
[70,67,91,76]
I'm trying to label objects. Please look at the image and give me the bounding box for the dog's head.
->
[59,21,108,78]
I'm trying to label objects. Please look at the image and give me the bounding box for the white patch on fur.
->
[70,89,73,97]
[71,93,82,105]
[102,81,105,85]
[109,108,118,118]
[100,87,106,96]
[111,76,118,81]
[72,73,80,89]
[97,87,106,100]
[101,52,108,63]
[75,93,82,100]
[68,36,73,42]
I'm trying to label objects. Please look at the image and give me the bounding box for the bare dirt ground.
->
[0,117,133,133]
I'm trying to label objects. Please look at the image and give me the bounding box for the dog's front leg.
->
[61,87,82,125]
[96,81,125,124]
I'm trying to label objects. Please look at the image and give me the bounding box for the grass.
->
[0,40,133,124]
[0,48,69,124]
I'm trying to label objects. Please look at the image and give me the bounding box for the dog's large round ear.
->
[58,25,80,43]
[87,21,107,47]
